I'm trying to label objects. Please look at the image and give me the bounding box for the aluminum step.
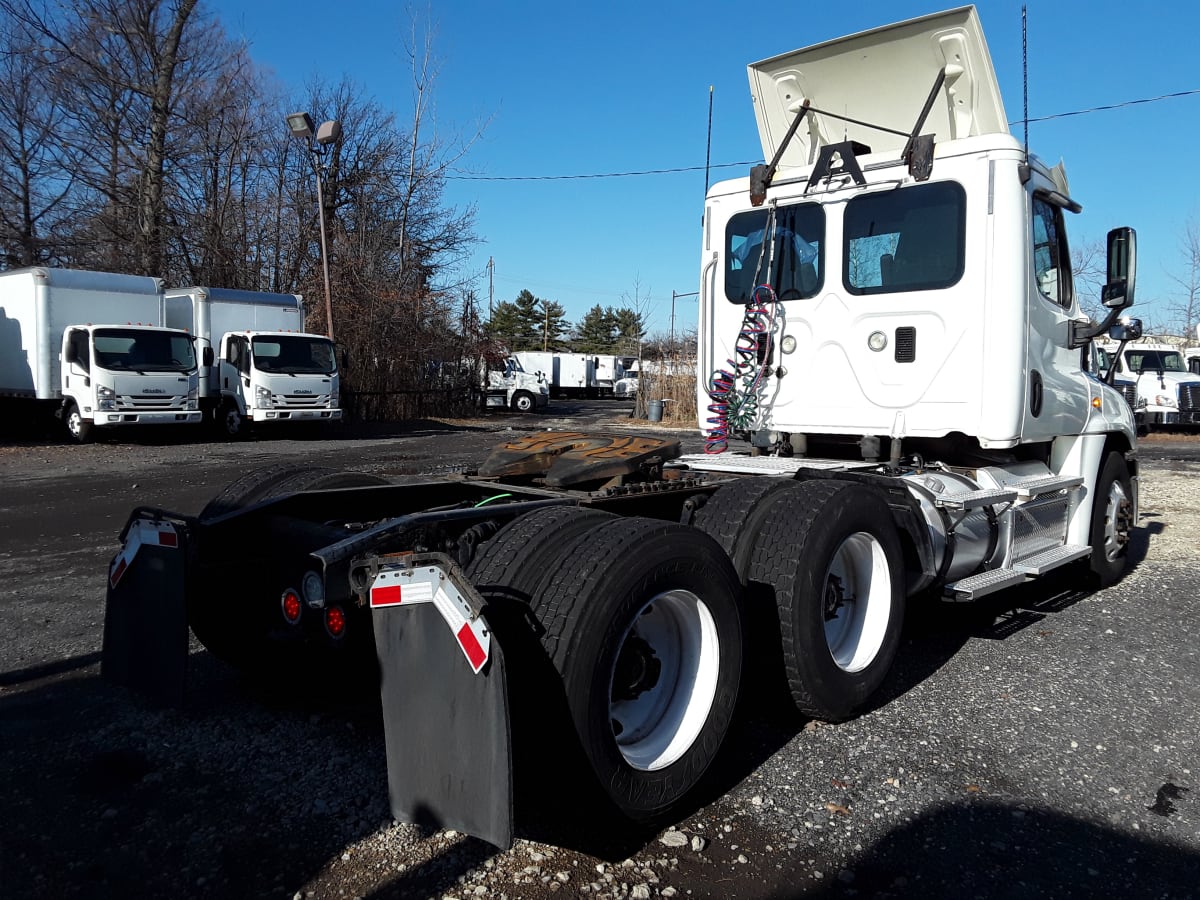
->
[944,567,1027,601]
[934,487,1018,511]
[1012,544,1092,575]
[1014,474,1084,499]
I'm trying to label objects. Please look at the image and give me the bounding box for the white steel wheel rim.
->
[1103,479,1131,561]
[822,532,892,673]
[67,410,82,436]
[608,589,720,772]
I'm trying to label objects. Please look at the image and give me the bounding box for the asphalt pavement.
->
[1,405,1197,900]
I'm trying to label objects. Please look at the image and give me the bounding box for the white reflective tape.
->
[109,520,177,588]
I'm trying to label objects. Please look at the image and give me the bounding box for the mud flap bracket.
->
[369,554,514,849]
[101,511,190,705]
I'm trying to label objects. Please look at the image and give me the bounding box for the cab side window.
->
[66,329,90,372]
[1032,197,1072,308]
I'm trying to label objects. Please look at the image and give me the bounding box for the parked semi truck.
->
[164,286,342,437]
[104,7,1140,850]
[481,355,550,412]
[513,351,640,398]
[0,267,202,441]
[1098,340,1200,428]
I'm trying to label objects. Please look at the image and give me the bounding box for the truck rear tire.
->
[1088,451,1134,587]
[190,466,389,674]
[63,402,93,444]
[747,480,904,722]
[693,476,806,576]
[465,505,616,590]
[526,517,743,821]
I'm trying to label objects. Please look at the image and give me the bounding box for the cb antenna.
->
[703,85,714,202]
[1022,4,1029,159]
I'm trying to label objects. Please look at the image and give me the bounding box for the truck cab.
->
[483,356,550,412]
[1102,342,1200,427]
[61,323,201,441]
[216,330,342,436]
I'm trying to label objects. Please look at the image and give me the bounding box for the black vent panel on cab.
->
[894,326,916,363]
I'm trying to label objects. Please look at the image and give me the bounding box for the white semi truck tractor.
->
[104,7,1139,850]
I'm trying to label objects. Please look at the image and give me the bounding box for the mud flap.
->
[101,515,190,705]
[371,564,513,849]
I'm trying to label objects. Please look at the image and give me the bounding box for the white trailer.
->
[0,267,201,441]
[105,6,1143,852]
[164,286,342,437]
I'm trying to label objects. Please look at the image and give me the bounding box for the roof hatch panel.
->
[748,6,1008,169]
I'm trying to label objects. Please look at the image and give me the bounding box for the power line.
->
[447,88,1200,183]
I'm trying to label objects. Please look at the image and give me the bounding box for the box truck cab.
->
[164,286,342,437]
[217,330,341,434]
[0,267,202,442]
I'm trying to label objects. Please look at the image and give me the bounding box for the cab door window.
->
[1032,196,1073,308]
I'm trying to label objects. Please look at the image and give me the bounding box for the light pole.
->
[286,111,342,341]
[670,290,698,346]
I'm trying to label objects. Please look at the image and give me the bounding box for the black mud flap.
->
[372,569,513,849]
[101,513,190,705]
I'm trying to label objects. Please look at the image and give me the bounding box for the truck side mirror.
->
[340,349,350,371]
[1108,317,1142,343]
[202,346,214,367]
[1101,227,1136,309]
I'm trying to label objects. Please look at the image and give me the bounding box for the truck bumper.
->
[250,408,342,422]
[1145,409,1200,425]
[94,411,203,426]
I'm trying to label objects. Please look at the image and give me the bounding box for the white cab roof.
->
[748,6,1007,169]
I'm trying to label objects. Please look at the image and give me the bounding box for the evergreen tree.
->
[575,304,618,352]
[486,300,530,348]
[613,308,645,355]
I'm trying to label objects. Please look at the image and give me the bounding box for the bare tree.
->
[0,17,75,266]
[1165,217,1200,348]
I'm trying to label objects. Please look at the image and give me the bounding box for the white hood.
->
[748,6,1007,169]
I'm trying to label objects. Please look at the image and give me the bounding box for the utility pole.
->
[487,257,494,317]
[543,302,550,351]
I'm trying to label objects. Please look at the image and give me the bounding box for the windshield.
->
[251,335,336,374]
[1124,349,1185,373]
[93,328,196,372]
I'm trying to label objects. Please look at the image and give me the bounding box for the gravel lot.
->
[2,407,1198,900]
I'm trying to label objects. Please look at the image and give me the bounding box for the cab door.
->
[1021,193,1089,440]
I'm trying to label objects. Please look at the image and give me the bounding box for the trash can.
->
[647,399,664,422]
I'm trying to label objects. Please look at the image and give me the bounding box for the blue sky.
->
[209,0,1199,337]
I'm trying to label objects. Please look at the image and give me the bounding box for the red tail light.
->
[324,605,346,639]
[281,589,302,625]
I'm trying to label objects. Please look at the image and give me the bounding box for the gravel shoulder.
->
[1,420,1198,900]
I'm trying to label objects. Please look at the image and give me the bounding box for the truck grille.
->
[1179,383,1200,412]
[894,327,916,363]
[274,393,333,409]
[1121,383,1138,408]
[117,394,187,410]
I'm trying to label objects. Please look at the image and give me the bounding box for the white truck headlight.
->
[328,395,339,409]
[97,384,116,411]
[1154,393,1178,409]
[255,385,274,408]
[187,385,198,410]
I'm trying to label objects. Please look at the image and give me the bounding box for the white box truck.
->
[0,267,201,441]
[163,286,342,437]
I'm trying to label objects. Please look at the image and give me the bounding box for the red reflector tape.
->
[109,557,128,588]
[370,584,403,608]
[456,622,488,674]
[157,530,178,548]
